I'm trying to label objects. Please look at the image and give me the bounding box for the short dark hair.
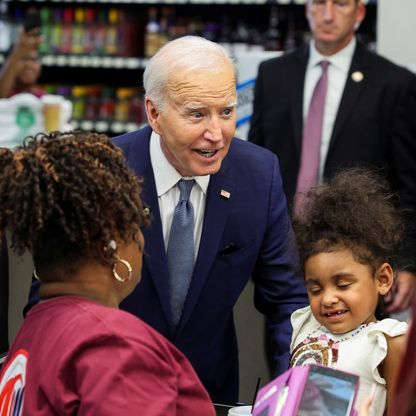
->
[293,168,404,273]
[0,131,150,278]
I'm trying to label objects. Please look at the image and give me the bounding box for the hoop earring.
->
[112,258,132,283]
[33,268,40,280]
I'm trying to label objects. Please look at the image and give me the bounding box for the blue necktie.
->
[167,179,195,328]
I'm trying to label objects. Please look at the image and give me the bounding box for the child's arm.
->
[382,334,406,407]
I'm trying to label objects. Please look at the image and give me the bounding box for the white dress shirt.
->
[149,131,209,259]
[303,38,356,180]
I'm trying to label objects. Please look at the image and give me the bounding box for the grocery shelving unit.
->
[1,0,377,135]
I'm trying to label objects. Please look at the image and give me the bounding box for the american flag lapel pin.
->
[220,189,231,199]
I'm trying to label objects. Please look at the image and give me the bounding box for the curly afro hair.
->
[0,130,149,278]
[293,167,404,273]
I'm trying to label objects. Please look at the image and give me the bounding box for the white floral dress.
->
[290,306,408,416]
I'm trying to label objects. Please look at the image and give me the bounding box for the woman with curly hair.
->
[289,168,408,416]
[0,131,215,415]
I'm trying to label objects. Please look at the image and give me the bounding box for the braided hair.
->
[0,131,149,279]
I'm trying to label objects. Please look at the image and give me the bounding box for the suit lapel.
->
[292,46,309,157]
[141,165,172,325]
[327,43,369,157]
[175,158,234,336]
[129,130,172,325]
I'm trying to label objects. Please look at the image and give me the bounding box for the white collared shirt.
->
[303,38,356,180]
[149,131,210,259]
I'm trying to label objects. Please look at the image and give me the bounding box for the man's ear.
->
[376,263,394,296]
[355,1,366,28]
[145,97,162,135]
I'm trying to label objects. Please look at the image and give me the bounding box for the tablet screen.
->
[297,365,359,416]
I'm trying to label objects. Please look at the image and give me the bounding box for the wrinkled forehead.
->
[166,64,237,104]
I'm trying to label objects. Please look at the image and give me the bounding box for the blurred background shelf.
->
[0,0,376,136]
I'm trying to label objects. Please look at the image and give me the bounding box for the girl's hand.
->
[358,384,377,416]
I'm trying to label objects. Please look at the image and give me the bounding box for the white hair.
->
[143,36,236,110]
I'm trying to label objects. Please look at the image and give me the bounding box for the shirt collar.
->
[149,131,210,197]
[309,37,356,72]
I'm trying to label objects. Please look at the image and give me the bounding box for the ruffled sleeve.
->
[366,318,408,384]
[290,306,317,352]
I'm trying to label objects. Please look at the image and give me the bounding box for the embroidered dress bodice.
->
[290,306,408,416]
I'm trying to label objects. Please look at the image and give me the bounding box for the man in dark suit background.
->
[248,0,416,315]
[113,35,307,404]
[0,236,8,358]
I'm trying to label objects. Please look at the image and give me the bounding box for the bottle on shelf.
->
[71,86,88,121]
[36,7,51,54]
[105,8,120,56]
[144,8,160,59]
[50,8,62,54]
[84,86,100,121]
[114,87,134,123]
[284,10,297,52]
[264,6,284,52]
[98,87,115,123]
[158,7,172,50]
[218,16,233,54]
[71,8,84,55]
[203,22,219,43]
[94,9,107,56]
[56,85,71,101]
[118,10,140,57]
[129,89,145,126]
[83,8,95,56]
[231,20,250,54]
[60,8,73,55]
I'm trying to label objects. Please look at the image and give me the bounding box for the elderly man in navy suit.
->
[27,35,307,403]
[113,36,307,404]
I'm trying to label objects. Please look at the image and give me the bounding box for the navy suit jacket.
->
[249,42,416,268]
[113,126,307,403]
[0,236,8,354]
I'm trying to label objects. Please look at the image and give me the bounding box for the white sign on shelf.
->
[234,49,282,141]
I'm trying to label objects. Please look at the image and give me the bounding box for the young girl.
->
[290,168,408,416]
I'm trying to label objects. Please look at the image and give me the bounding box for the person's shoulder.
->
[362,47,416,82]
[79,300,176,351]
[230,137,276,159]
[290,306,317,352]
[290,305,314,331]
[368,318,409,338]
[98,306,171,344]
[228,138,279,169]
[112,125,152,152]
[259,45,307,72]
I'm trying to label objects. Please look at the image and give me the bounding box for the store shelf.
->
[41,54,147,69]
[71,119,143,134]
[2,0,377,137]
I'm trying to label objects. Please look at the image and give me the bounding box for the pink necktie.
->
[294,60,329,215]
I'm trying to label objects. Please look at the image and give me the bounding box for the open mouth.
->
[323,310,348,318]
[195,149,218,158]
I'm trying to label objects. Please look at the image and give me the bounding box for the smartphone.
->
[297,365,359,416]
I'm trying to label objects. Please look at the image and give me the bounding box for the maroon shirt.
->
[0,296,215,415]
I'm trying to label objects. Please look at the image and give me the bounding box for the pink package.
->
[252,364,359,416]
